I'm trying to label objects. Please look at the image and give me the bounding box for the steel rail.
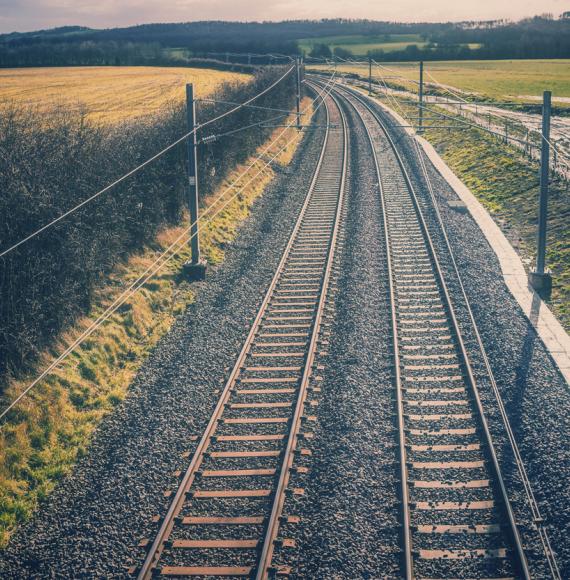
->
[0,74,340,427]
[330,81,531,579]
[137,84,346,579]
[412,139,562,578]
[343,68,560,577]
[255,87,348,579]
[358,59,560,575]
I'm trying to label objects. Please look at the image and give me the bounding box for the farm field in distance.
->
[299,33,429,55]
[0,66,249,124]
[312,59,570,105]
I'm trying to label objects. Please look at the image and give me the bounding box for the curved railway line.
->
[326,80,560,580]
[134,86,348,579]
[328,81,530,580]
[130,76,560,579]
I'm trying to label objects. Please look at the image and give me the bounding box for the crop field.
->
[299,33,428,56]
[0,66,249,124]
[312,59,570,105]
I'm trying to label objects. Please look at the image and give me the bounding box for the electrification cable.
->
[0,72,338,424]
[0,64,296,259]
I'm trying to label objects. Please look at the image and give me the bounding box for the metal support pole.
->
[225,52,229,64]
[184,83,206,280]
[248,53,252,65]
[296,57,301,129]
[536,91,551,274]
[530,90,552,296]
[186,84,200,263]
[418,60,424,133]
[368,57,372,95]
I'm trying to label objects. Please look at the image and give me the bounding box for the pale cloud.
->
[0,0,568,33]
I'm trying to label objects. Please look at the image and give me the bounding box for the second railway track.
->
[324,81,535,579]
[134,85,348,579]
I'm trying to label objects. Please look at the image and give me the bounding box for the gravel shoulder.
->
[0,105,327,579]
[2,84,569,579]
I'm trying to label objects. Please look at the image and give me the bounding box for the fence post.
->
[529,90,552,296]
[368,57,372,95]
[505,120,509,143]
[184,83,207,281]
[418,60,424,133]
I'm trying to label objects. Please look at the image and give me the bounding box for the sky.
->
[0,0,568,34]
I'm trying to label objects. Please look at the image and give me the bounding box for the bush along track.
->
[0,66,294,384]
[0,84,312,547]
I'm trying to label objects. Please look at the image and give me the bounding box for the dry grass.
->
[0,97,314,547]
[0,66,250,124]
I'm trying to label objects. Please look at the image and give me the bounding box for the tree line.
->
[0,67,296,386]
[2,17,570,68]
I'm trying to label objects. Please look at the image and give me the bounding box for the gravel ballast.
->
[1,83,569,579]
[0,106,328,578]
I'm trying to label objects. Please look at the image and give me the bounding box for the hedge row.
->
[0,66,297,384]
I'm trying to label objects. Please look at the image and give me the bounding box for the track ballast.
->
[134,87,348,579]
[324,81,533,580]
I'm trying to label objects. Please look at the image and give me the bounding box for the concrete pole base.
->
[183,258,207,282]
[529,270,552,299]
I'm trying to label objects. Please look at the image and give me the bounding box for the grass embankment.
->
[375,93,570,329]
[0,98,313,547]
[0,67,249,124]
[425,128,570,327]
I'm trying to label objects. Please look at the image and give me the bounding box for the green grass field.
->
[310,59,570,105]
[299,33,428,56]
[383,59,570,102]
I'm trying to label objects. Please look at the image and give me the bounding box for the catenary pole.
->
[530,90,552,296]
[536,90,551,275]
[418,60,424,133]
[186,84,201,266]
[296,57,302,128]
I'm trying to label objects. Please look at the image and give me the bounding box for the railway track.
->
[133,86,347,579]
[324,82,534,579]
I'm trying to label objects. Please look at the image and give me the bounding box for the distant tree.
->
[309,43,332,58]
[333,46,353,59]
[367,48,385,59]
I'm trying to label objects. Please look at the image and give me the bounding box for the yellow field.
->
[0,66,250,124]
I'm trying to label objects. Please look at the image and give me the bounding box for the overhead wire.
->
[0,70,338,425]
[423,69,570,172]
[0,64,296,260]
